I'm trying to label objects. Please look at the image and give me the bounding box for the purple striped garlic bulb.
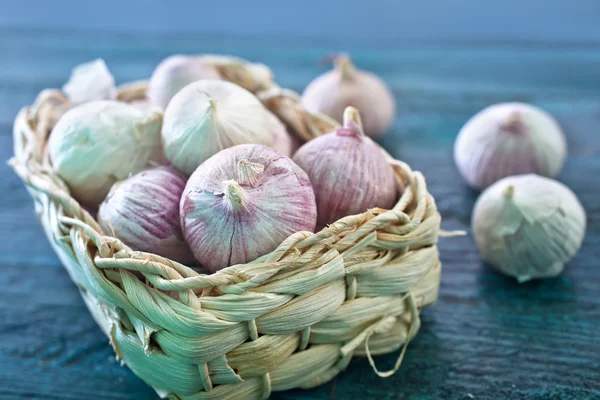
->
[454,102,567,190]
[293,106,398,226]
[302,54,396,138]
[181,144,317,273]
[98,166,195,264]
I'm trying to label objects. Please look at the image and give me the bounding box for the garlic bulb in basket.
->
[147,55,222,109]
[181,144,317,273]
[293,106,397,226]
[472,174,586,282]
[62,59,117,105]
[48,101,163,207]
[98,166,195,264]
[266,110,294,156]
[454,102,567,190]
[148,54,274,109]
[302,54,395,138]
[161,80,275,176]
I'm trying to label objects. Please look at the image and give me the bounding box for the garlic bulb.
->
[293,106,397,226]
[147,55,222,109]
[147,54,274,109]
[98,166,195,264]
[302,54,395,138]
[454,102,567,190]
[48,101,163,206]
[161,80,274,176]
[62,59,117,105]
[472,174,586,282]
[181,144,317,272]
[266,110,294,156]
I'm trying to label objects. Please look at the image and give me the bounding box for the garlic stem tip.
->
[503,185,515,199]
[222,179,246,208]
[208,98,217,111]
[335,54,355,80]
[501,111,524,133]
[506,111,521,124]
[343,106,363,130]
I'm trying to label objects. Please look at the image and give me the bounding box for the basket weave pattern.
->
[10,63,442,400]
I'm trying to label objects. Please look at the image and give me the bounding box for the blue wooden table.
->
[1,7,600,399]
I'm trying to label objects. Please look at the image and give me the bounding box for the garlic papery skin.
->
[180,144,317,273]
[472,174,586,282]
[147,55,222,109]
[161,80,275,176]
[98,166,195,264]
[454,102,567,190]
[293,106,397,226]
[62,59,117,105]
[301,54,395,138]
[266,110,294,156]
[48,100,163,207]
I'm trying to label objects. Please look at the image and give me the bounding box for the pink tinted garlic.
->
[161,80,275,176]
[293,106,398,226]
[62,59,117,105]
[454,102,567,190]
[181,144,317,273]
[98,166,195,264]
[302,54,395,138]
[147,55,222,109]
[48,101,163,207]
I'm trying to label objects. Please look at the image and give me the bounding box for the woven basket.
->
[10,59,444,400]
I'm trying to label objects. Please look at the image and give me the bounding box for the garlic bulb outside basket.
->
[302,54,396,138]
[180,144,317,273]
[161,80,275,176]
[472,174,586,282]
[454,102,567,190]
[293,106,398,226]
[98,166,195,264]
[48,100,164,207]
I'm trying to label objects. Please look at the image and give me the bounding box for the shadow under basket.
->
[10,62,444,400]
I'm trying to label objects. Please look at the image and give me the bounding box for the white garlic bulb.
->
[147,54,274,109]
[48,101,164,207]
[472,174,586,282]
[301,54,395,138]
[62,59,117,105]
[161,80,274,176]
[454,102,567,190]
[147,55,222,109]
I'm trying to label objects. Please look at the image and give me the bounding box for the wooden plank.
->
[1,29,599,400]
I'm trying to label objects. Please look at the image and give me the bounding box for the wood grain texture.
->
[1,28,599,400]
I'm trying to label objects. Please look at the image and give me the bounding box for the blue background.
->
[2,0,600,43]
